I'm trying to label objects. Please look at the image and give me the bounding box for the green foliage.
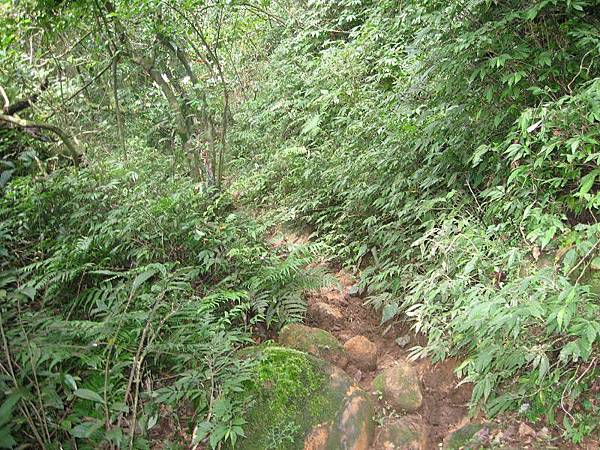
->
[237,346,344,450]
[231,0,600,440]
[0,144,324,448]
[3,0,600,445]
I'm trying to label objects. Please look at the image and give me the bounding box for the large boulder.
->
[279,323,348,367]
[239,346,375,450]
[344,335,377,371]
[373,361,422,412]
[373,416,428,450]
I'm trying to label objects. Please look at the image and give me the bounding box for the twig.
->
[466,178,483,213]
[567,237,600,279]
[16,298,52,443]
[0,85,9,112]
[0,311,47,448]
[47,50,121,117]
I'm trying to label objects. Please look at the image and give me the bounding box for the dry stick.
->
[126,296,173,450]
[465,178,483,213]
[104,270,159,440]
[111,52,126,159]
[47,51,121,117]
[0,85,9,112]
[0,312,46,448]
[106,282,144,430]
[567,237,600,280]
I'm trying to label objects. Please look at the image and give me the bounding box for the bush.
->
[0,144,325,448]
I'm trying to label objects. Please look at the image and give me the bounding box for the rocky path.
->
[298,268,471,449]
[270,230,593,450]
[270,230,472,449]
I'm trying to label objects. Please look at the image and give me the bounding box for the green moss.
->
[373,373,384,392]
[279,324,347,363]
[238,346,347,450]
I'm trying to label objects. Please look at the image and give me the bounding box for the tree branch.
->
[0,113,81,164]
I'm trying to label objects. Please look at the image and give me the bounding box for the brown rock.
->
[344,335,378,371]
[309,301,344,325]
[373,361,422,412]
[518,422,535,437]
[304,423,330,450]
[324,381,375,450]
[373,416,428,450]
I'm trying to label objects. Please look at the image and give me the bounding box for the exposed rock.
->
[279,323,348,367]
[304,423,329,450]
[324,383,375,450]
[238,346,374,450]
[373,361,422,412]
[309,301,344,326]
[308,301,344,326]
[344,335,377,371]
[394,335,411,348]
[518,422,535,439]
[373,416,428,450]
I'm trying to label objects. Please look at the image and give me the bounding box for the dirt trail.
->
[305,269,471,448]
[271,230,600,450]
[271,230,472,449]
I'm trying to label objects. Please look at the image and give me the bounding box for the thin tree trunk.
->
[112,52,126,158]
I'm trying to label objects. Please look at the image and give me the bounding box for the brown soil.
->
[151,228,599,449]
[304,267,471,449]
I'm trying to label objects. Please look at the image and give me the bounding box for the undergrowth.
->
[231,0,600,441]
[0,143,326,448]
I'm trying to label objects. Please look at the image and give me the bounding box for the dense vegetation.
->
[232,0,600,441]
[1,0,599,448]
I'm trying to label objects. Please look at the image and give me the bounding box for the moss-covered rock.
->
[279,323,349,367]
[373,416,428,450]
[238,346,374,450]
[373,362,422,412]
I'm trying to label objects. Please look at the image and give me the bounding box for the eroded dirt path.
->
[270,228,600,450]
[270,230,472,449]
[305,269,472,448]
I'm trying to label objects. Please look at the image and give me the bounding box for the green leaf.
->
[74,388,104,404]
[381,302,399,323]
[71,419,102,439]
[192,422,212,445]
[131,268,158,293]
[590,256,600,271]
[209,424,229,449]
[63,374,78,391]
[562,248,578,273]
[300,114,321,137]
[0,391,24,427]
[0,427,16,449]
[579,171,599,196]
